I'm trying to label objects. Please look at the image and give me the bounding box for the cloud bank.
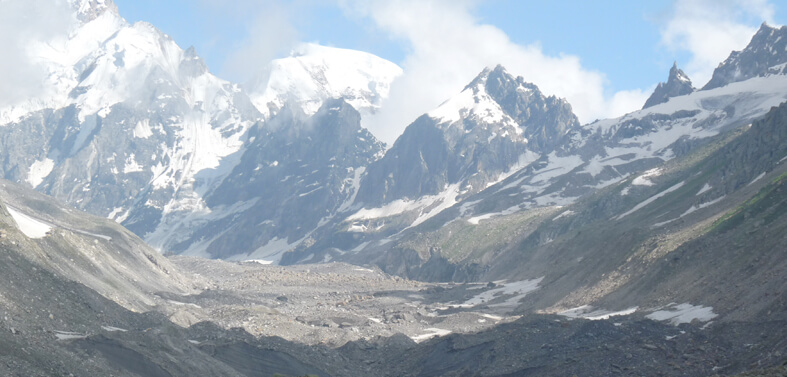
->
[0,0,74,108]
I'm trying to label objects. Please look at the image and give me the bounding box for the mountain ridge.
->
[703,22,787,90]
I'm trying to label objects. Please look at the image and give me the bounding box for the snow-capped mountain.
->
[247,43,402,118]
[0,0,260,242]
[442,24,787,231]
[0,0,402,262]
[2,0,787,269]
[354,65,580,211]
[280,23,787,272]
[642,62,695,109]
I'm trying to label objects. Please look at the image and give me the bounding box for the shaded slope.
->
[0,178,195,311]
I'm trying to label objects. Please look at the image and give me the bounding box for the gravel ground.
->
[166,256,529,347]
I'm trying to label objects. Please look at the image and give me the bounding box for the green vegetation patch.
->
[712,172,787,233]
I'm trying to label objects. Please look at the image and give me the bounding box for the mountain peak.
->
[69,0,119,23]
[755,21,778,36]
[247,43,402,118]
[464,64,510,90]
[702,23,787,90]
[428,64,578,151]
[642,62,695,109]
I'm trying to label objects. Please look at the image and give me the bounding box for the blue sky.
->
[111,0,785,142]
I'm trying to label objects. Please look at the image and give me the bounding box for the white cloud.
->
[0,0,74,108]
[338,0,649,144]
[222,7,299,84]
[197,0,301,83]
[660,0,777,87]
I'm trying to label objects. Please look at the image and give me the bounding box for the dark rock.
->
[703,23,787,90]
[643,62,695,109]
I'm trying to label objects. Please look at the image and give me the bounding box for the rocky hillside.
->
[0,178,195,312]
[350,98,787,325]
[0,177,784,376]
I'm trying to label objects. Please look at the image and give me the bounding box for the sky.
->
[3,0,785,144]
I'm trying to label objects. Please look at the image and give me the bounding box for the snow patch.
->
[6,206,52,239]
[467,205,521,225]
[646,303,717,325]
[531,152,584,185]
[583,156,607,178]
[632,168,662,186]
[235,236,303,265]
[467,213,495,225]
[559,305,638,320]
[27,158,55,188]
[133,119,153,138]
[106,207,129,223]
[478,313,504,321]
[428,81,519,133]
[696,183,712,196]
[123,153,143,173]
[54,331,88,341]
[411,328,452,343]
[101,326,128,332]
[247,259,274,265]
[459,278,543,309]
[748,172,766,186]
[349,183,462,228]
[553,210,575,220]
[680,196,726,217]
[615,181,685,220]
[337,167,365,213]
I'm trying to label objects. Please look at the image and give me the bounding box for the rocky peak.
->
[354,65,580,208]
[702,23,787,90]
[247,43,402,118]
[69,0,119,23]
[484,65,580,152]
[642,62,695,109]
[179,46,209,79]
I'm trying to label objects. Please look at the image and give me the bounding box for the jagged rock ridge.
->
[355,65,581,208]
[642,62,695,109]
[703,23,787,90]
